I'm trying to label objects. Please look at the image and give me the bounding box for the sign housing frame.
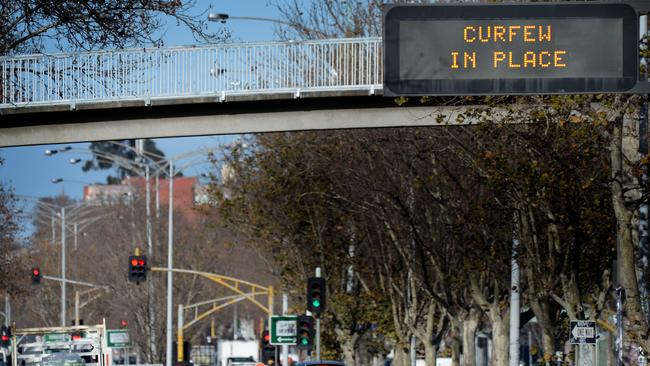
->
[383,1,641,96]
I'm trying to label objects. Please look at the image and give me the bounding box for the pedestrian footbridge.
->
[0,37,474,146]
[1,37,383,111]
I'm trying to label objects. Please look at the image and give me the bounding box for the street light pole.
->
[4,295,9,326]
[207,13,320,38]
[166,160,174,366]
[51,213,56,243]
[74,223,78,251]
[208,13,293,27]
[61,206,66,327]
[146,164,157,362]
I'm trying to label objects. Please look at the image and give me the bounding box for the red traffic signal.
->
[31,267,42,284]
[0,325,10,346]
[128,255,148,284]
[120,320,128,328]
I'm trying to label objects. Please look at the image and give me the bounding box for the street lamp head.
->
[45,149,58,156]
[70,158,82,164]
[51,178,64,184]
[60,146,72,152]
[208,13,229,23]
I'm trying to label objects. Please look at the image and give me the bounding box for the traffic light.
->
[307,277,326,314]
[128,255,147,284]
[260,330,275,364]
[31,267,41,284]
[296,315,314,350]
[0,325,10,347]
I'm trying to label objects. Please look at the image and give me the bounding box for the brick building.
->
[83,176,205,222]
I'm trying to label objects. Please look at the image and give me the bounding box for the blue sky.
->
[0,0,284,201]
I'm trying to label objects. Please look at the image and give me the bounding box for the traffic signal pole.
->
[315,267,321,362]
[177,305,184,363]
[282,294,288,366]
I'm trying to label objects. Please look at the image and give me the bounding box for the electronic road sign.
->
[383,2,640,95]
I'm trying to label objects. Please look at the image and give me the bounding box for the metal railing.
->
[0,37,382,109]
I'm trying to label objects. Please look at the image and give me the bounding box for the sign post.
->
[269,316,297,346]
[383,2,644,95]
[570,320,597,366]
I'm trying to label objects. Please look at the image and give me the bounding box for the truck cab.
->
[226,357,256,366]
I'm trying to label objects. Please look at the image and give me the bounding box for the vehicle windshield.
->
[44,348,69,354]
[21,347,42,355]
[71,344,94,353]
[229,358,254,362]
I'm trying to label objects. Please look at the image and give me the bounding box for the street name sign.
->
[107,330,132,348]
[269,315,297,345]
[570,320,597,345]
[383,2,640,95]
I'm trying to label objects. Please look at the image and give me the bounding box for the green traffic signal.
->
[297,315,314,350]
[307,277,326,313]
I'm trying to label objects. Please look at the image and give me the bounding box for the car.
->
[18,342,72,366]
[293,361,345,366]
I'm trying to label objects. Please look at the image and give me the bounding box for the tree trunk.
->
[342,341,356,366]
[610,116,648,339]
[462,309,480,366]
[451,339,461,366]
[423,342,438,366]
[394,345,410,366]
[491,318,509,366]
[541,331,554,366]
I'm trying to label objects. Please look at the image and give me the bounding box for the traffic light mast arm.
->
[151,267,274,315]
[182,296,246,331]
[41,275,110,289]
[183,292,268,311]
[78,287,109,309]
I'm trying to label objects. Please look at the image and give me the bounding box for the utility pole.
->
[61,207,67,327]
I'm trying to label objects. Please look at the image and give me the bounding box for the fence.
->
[0,37,383,109]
